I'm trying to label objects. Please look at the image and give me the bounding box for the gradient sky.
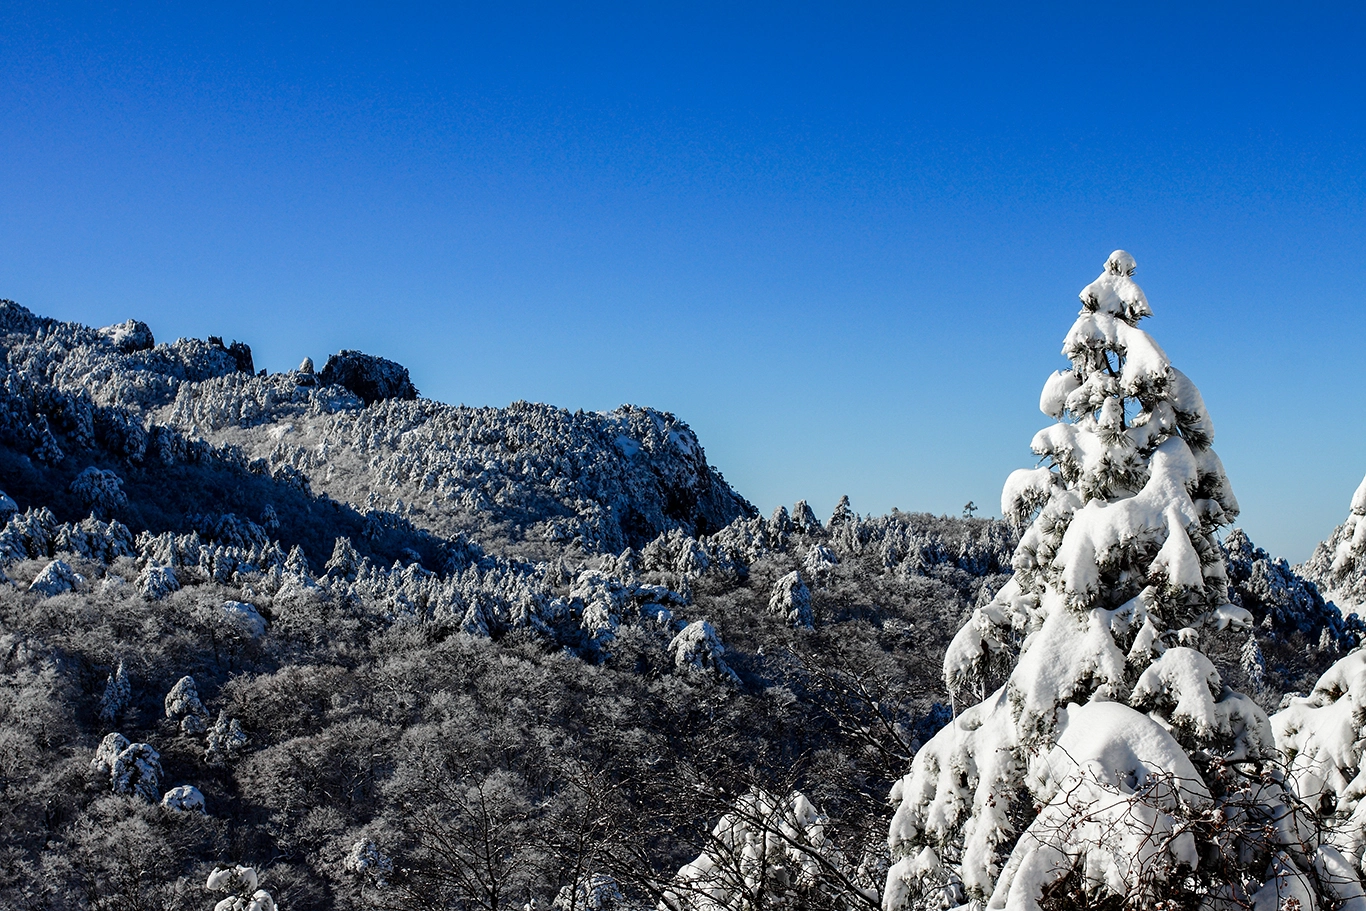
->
[1,3,1363,561]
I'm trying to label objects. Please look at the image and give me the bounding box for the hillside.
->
[0,300,1352,911]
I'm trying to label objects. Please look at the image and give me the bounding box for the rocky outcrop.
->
[319,349,418,404]
[98,319,154,353]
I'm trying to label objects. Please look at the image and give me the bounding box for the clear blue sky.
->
[1,3,1363,561]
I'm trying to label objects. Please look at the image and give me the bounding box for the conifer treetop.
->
[883,251,1323,911]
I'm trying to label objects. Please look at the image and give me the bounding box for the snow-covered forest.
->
[3,252,1366,910]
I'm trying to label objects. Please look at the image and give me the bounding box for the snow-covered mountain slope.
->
[0,299,754,563]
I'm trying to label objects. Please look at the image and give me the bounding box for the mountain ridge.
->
[0,299,756,569]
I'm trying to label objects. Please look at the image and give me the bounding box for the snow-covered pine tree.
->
[884,251,1363,910]
[1301,472,1366,615]
[97,659,131,725]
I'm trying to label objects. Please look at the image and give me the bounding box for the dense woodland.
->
[0,295,1357,910]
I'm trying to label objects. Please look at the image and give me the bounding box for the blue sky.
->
[1,3,1363,561]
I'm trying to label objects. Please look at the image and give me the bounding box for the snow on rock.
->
[668,620,739,683]
[0,490,17,523]
[28,559,83,597]
[221,600,267,637]
[161,784,206,813]
[319,349,419,405]
[0,299,753,563]
[768,570,813,628]
[98,318,155,353]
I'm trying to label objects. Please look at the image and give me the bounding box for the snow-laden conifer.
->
[884,251,1355,910]
[1301,473,1366,614]
[205,710,248,765]
[70,465,128,516]
[165,675,208,734]
[206,865,276,911]
[1240,631,1267,701]
[98,659,131,725]
[669,620,740,683]
[92,732,163,801]
[1271,649,1366,886]
[769,571,813,628]
[28,559,82,597]
[664,790,852,911]
[138,563,180,600]
[803,545,839,580]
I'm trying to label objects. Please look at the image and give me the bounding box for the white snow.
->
[1273,649,1366,865]
[1001,467,1057,527]
[165,675,205,720]
[161,784,206,813]
[664,790,849,911]
[668,620,739,682]
[28,559,83,597]
[768,571,813,628]
[138,564,180,600]
[93,735,162,801]
[1039,370,1080,419]
[221,600,267,637]
[988,702,1208,910]
[1076,250,1150,322]
[1052,437,1202,604]
[207,865,275,911]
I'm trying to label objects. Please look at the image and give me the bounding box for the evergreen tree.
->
[97,659,131,726]
[884,251,1359,910]
[1301,472,1366,613]
[1239,631,1267,702]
